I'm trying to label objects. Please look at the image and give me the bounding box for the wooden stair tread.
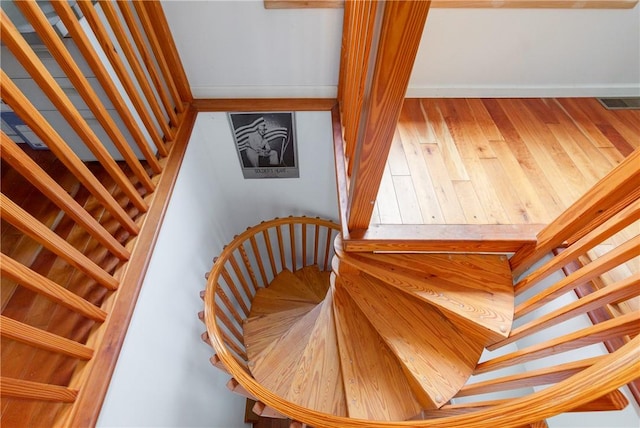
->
[244,305,317,361]
[339,272,484,409]
[333,284,422,420]
[249,287,317,318]
[249,303,323,396]
[339,251,514,343]
[286,286,346,416]
[267,269,323,303]
[293,265,330,301]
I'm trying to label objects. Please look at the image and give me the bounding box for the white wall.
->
[161,1,343,98]
[97,111,338,427]
[162,0,640,98]
[409,7,640,97]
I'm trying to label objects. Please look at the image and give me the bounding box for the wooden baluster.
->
[226,378,256,400]
[209,354,230,374]
[475,312,640,375]
[75,0,168,156]
[323,227,333,271]
[0,194,119,291]
[0,133,129,260]
[238,243,260,292]
[276,225,286,271]
[457,356,603,397]
[0,71,139,235]
[494,274,640,350]
[515,236,639,318]
[249,235,269,286]
[99,1,175,141]
[0,254,107,322]
[511,149,640,278]
[116,0,179,128]
[132,1,185,113]
[220,268,250,316]
[214,305,244,346]
[0,377,77,402]
[138,0,193,105]
[228,252,254,301]
[515,199,639,296]
[442,390,628,413]
[262,229,278,279]
[289,222,297,272]
[0,315,94,360]
[313,223,320,266]
[12,1,155,193]
[301,222,308,268]
[0,18,148,213]
[50,0,162,173]
[216,285,245,326]
[219,327,247,361]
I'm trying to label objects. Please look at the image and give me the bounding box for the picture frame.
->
[228,112,299,179]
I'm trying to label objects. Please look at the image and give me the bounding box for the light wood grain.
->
[249,288,318,318]
[286,287,347,415]
[0,377,77,402]
[116,0,178,128]
[0,134,129,261]
[268,270,322,303]
[249,304,323,397]
[0,71,139,235]
[76,0,167,155]
[475,311,640,375]
[498,274,640,350]
[50,0,162,173]
[1,194,119,290]
[340,272,484,408]
[336,251,513,343]
[244,305,316,360]
[0,254,106,322]
[293,266,330,301]
[346,1,431,230]
[14,1,155,191]
[1,10,149,213]
[457,356,603,397]
[515,235,639,318]
[0,315,93,360]
[333,283,422,420]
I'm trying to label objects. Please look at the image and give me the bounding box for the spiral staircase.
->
[201,207,640,428]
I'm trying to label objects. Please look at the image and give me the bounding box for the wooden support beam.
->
[346,0,431,231]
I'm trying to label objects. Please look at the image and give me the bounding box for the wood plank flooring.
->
[373,98,639,226]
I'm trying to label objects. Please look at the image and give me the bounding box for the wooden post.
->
[346,1,431,232]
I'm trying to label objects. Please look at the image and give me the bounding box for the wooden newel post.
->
[346,0,431,233]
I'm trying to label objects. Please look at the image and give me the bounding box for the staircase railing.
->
[203,206,639,426]
[0,1,193,426]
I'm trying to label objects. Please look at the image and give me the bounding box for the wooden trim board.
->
[265,0,638,8]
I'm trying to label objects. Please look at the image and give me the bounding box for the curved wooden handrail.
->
[204,216,639,428]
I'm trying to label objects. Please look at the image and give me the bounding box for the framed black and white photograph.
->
[228,112,298,179]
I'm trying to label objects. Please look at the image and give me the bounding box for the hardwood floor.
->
[374,97,639,226]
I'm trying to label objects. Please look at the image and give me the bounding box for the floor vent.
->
[597,97,640,110]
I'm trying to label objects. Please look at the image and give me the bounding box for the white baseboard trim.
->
[406,85,640,98]
[190,84,640,99]
[191,85,338,99]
